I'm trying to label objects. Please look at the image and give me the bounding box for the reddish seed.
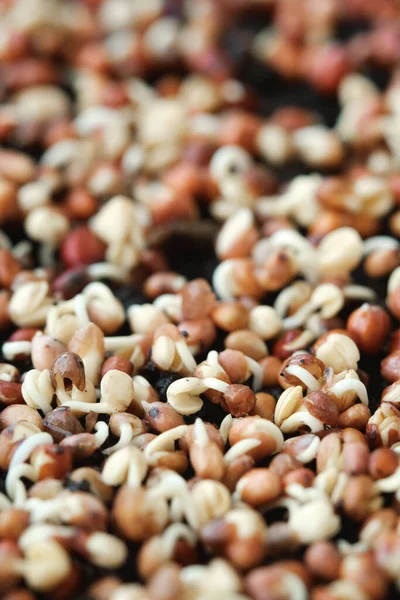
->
[64,188,97,221]
[52,268,90,300]
[381,351,400,383]
[304,44,351,94]
[347,305,391,354]
[221,384,256,417]
[60,227,106,268]
[390,329,400,353]
[0,250,21,289]
[272,330,303,360]
[101,356,133,378]
[8,328,40,342]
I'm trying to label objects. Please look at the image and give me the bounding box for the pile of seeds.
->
[1,1,400,599]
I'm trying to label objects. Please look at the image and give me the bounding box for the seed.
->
[43,407,84,442]
[339,404,371,430]
[211,301,249,331]
[347,304,391,354]
[0,405,43,431]
[259,356,282,387]
[179,278,216,320]
[144,272,186,300]
[303,391,339,426]
[64,187,97,220]
[101,356,133,378]
[225,329,267,361]
[221,384,256,417]
[342,442,370,475]
[381,351,400,383]
[237,468,282,506]
[60,227,106,268]
[282,468,315,490]
[251,392,276,421]
[51,267,90,300]
[0,250,21,289]
[113,486,168,541]
[369,448,398,480]
[304,541,342,581]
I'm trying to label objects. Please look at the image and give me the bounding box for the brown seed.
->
[266,522,300,556]
[31,333,66,371]
[390,329,400,353]
[225,329,267,361]
[86,577,121,600]
[250,392,276,421]
[69,467,113,503]
[0,508,29,540]
[303,391,339,426]
[245,564,308,600]
[279,353,326,390]
[2,589,36,600]
[364,249,400,279]
[255,250,297,292]
[340,551,389,600]
[211,302,249,332]
[221,384,256,417]
[218,349,249,383]
[347,304,391,354]
[304,541,342,581]
[51,268,90,300]
[30,444,72,480]
[113,486,167,541]
[259,355,282,387]
[0,381,23,406]
[226,535,267,571]
[60,227,106,268]
[28,479,63,501]
[0,540,23,593]
[60,433,97,460]
[154,449,188,474]
[180,422,225,454]
[179,278,216,320]
[0,250,21,289]
[229,416,282,461]
[8,328,39,342]
[43,407,84,442]
[100,356,133,378]
[272,330,303,360]
[51,352,86,391]
[381,351,400,383]
[369,448,398,480]
[343,475,378,522]
[178,318,216,349]
[0,291,10,330]
[0,405,43,431]
[387,288,400,320]
[282,468,315,490]
[238,468,282,506]
[190,439,225,481]
[269,453,302,478]
[0,149,35,183]
[147,562,184,600]
[144,272,186,300]
[222,455,255,492]
[58,491,107,531]
[143,402,184,433]
[339,403,371,430]
[64,188,97,221]
[342,442,370,475]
